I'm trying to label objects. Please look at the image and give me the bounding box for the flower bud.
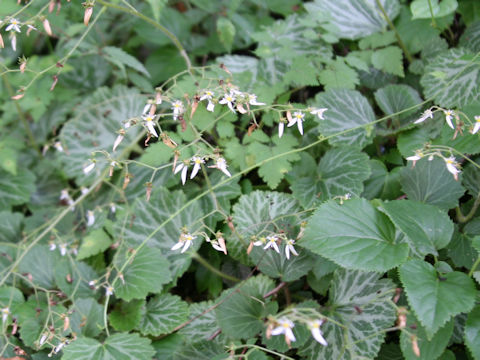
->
[84,7,93,26]
[43,18,53,36]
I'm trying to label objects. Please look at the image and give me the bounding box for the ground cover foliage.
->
[1,0,480,359]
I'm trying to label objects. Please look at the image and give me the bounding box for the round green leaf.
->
[301,199,408,272]
[0,168,36,209]
[109,299,144,332]
[399,259,476,339]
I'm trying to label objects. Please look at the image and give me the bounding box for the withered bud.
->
[190,98,199,119]
[172,151,179,172]
[397,307,407,329]
[161,133,177,149]
[216,232,228,255]
[237,103,247,114]
[155,90,162,104]
[247,123,257,136]
[145,182,152,202]
[393,288,402,303]
[19,61,26,74]
[50,75,58,91]
[122,173,131,190]
[266,322,274,339]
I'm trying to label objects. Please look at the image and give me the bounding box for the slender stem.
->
[375,0,413,63]
[191,253,241,282]
[230,344,295,360]
[2,75,38,152]
[427,0,438,28]
[469,257,480,277]
[456,192,480,223]
[95,0,191,71]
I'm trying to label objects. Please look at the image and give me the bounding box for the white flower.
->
[219,93,236,113]
[39,333,48,346]
[53,341,66,354]
[86,210,95,226]
[278,122,285,138]
[285,239,299,260]
[264,235,280,253]
[80,186,89,195]
[59,189,70,201]
[206,236,227,254]
[206,101,215,112]
[472,115,480,134]
[171,100,184,121]
[209,157,231,177]
[6,19,21,33]
[309,319,328,346]
[59,243,67,256]
[105,286,114,296]
[174,162,189,185]
[142,114,158,137]
[49,242,56,251]
[83,161,95,175]
[414,109,434,124]
[444,156,460,180]
[124,119,131,129]
[200,90,214,102]
[110,203,116,213]
[444,109,455,129]
[171,233,196,253]
[54,141,64,152]
[88,280,96,287]
[1,307,9,324]
[309,108,328,119]
[253,236,267,247]
[271,318,296,343]
[406,154,422,161]
[190,156,205,179]
[248,94,265,106]
[287,111,305,135]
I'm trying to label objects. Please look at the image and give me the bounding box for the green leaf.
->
[173,338,227,360]
[306,0,400,40]
[18,244,61,289]
[69,298,104,338]
[113,187,204,281]
[137,293,189,336]
[400,315,454,360]
[399,259,476,339]
[217,18,236,52]
[420,48,480,108]
[371,46,404,77]
[290,147,370,208]
[380,200,453,257]
[460,21,480,52]
[301,198,408,271]
[179,301,221,341]
[315,89,375,148]
[283,57,320,87]
[411,0,458,19]
[54,259,99,299]
[215,275,276,339]
[0,286,24,310]
[62,333,155,360]
[59,86,143,185]
[463,158,480,196]
[103,46,150,77]
[109,299,144,332]
[465,306,480,359]
[400,158,465,210]
[318,58,359,90]
[0,168,36,209]
[77,229,112,260]
[299,269,396,359]
[374,84,423,130]
[362,160,403,200]
[146,0,167,21]
[113,246,171,301]
[0,211,23,242]
[447,232,478,269]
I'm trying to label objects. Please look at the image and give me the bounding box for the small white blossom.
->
[278,122,285,138]
[406,154,422,162]
[110,203,116,213]
[53,341,66,355]
[105,286,114,296]
[414,109,434,124]
[264,235,280,253]
[472,115,480,134]
[206,236,227,254]
[444,110,455,129]
[271,318,296,343]
[174,162,189,185]
[59,243,67,256]
[444,156,460,180]
[171,233,196,253]
[309,319,328,346]
[54,141,64,152]
[60,189,70,201]
[207,100,215,112]
[80,186,89,195]
[83,161,95,175]
[171,100,184,121]
[309,107,328,119]
[285,239,299,260]
[142,114,158,137]
[287,111,305,135]
[86,210,95,226]
[190,156,205,179]
[88,280,96,287]
[200,91,215,112]
[49,242,56,251]
[248,94,265,106]
[209,157,231,177]
[124,119,131,129]
[6,19,21,33]
[1,307,9,324]
[219,93,236,113]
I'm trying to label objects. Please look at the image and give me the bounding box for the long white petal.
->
[312,328,328,346]
[171,242,183,251]
[279,122,284,138]
[297,119,304,135]
[181,240,192,253]
[190,163,201,179]
[227,102,236,113]
[271,326,285,336]
[445,115,454,129]
[11,35,16,51]
[220,167,231,177]
[113,135,124,151]
[272,241,280,254]
[207,101,215,112]
[285,328,296,342]
[181,166,188,185]
[174,163,184,174]
[146,122,158,137]
[285,245,291,260]
[473,122,480,134]
[263,242,272,250]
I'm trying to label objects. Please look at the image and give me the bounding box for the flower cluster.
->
[171,230,229,255]
[414,106,480,135]
[251,233,299,260]
[197,89,265,114]
[174,155,231,185]
[279,107,327,138]
[268,317,328,348]
[406,150,461,180]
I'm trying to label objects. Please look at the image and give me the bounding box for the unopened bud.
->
[247,241,254,255]
[12,93,24,100]
[411,335,420,357]
[237,103,247,114]
[397,307,407,329]
[84,7,93,26]
[0,33,4,48]
[63,316,70,331]
[49,0,55,12]
[122,173,131,190]
[43,18,53,36]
